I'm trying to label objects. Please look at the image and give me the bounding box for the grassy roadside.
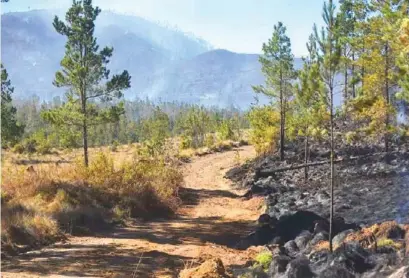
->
[1,150,183,255]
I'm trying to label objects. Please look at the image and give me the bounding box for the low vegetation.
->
[254,251,273,270]
[1,149,182,254]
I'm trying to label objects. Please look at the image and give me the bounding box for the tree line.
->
[1,0,247,159]
[252,0,409,252]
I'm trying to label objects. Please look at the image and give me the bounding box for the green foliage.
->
[1,64,24,146]
[247,106,280,154]
[176,106,211,149]
[204,133,216,148]
[218,119,236,141]
[397,18,409,101]
[42,0,131,165]
[253,21,296,160]
[110,140,119,152]
[12,138,37,154]
[140,107,170,156]
[253,21,295,100]
[254,251,273,270]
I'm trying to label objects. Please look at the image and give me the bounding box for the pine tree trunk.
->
[361,43,365,96]
[82,119,89,167]
[304,135,309,181]
[352,51,356,98]
[384,43,389,153]
[344,47,348,102]
[329,84,335,253]
[279,71,285,161]
[81,92,89,167]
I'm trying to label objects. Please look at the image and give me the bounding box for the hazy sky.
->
[1,0,339,57]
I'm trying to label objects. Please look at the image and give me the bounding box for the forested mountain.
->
[1,9,274,108]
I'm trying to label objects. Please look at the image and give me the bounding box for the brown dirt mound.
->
[179,258,232,278]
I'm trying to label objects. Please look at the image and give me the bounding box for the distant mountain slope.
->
[143,49,267,108]
[2,10,338,109]
[1,10,212,99]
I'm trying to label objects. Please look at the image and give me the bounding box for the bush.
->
[254,251,273,270]
[247,106,280,154]
[11,137,51,155]
[377,238,402,249]
[1,152,183,252]
[218,119,236,141]
[180,135,193,149]
[12,143,25,154]
[23,138,37,153]
[204,133,216,148]
[1,202,60,253]
[110,140,119,152]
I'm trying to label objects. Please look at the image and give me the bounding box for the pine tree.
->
[397,18,409,99]
[292,35,327,181]
[1,63,24,145]
[42,0,131,166]
[253,22,295,161]
[314,0,342,253]
[351,0,404,151]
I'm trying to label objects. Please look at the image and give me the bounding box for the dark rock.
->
[239,265,269,278]
[310,232,329,247]
[383,224,405,240]
[267,195,278,206]
[249,225,275,247]
[309,250,330,273]
[270,236,284,245]
[268,255,291,277]
[284,240,299,257]
[258,214,271,225]
[294,230,313,250]
[368,252,400,274]
[236,225,274,250]
[387,266,409,278]
[332,229,354,247]
[275,211,326,243]
[332,243,375,273]
[314,220,330,234]
[285,257,314,278]
[316,191,330,203]
[317,265,355,278]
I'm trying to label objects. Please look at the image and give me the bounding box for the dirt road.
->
[2,146,263,277]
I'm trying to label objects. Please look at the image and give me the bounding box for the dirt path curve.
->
[2,146,264,278]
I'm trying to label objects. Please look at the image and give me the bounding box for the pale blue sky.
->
[1,0,339,57]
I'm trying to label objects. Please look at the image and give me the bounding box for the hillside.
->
[1,10,211,101]
[1,10,313,109]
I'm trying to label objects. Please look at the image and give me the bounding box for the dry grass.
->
[1,146,183,254]
[314,240,330,251]
[177,139,249,160]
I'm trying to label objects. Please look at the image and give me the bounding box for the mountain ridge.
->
[1,9,312,109]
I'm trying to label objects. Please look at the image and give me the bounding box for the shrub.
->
[377,238,402,249]
[12,143,25,154]
[247,106,280,154]
[218,119,236,141]
[110,140,119,152]
[254,251,273,270]
[204,133,216,148]
[180,135,193,149]
[1,202,60,252]
[1,152,183,251]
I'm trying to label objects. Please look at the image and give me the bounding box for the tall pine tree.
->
[314,0,342,253]
[42,0,131,166]
[253,22,295,161]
